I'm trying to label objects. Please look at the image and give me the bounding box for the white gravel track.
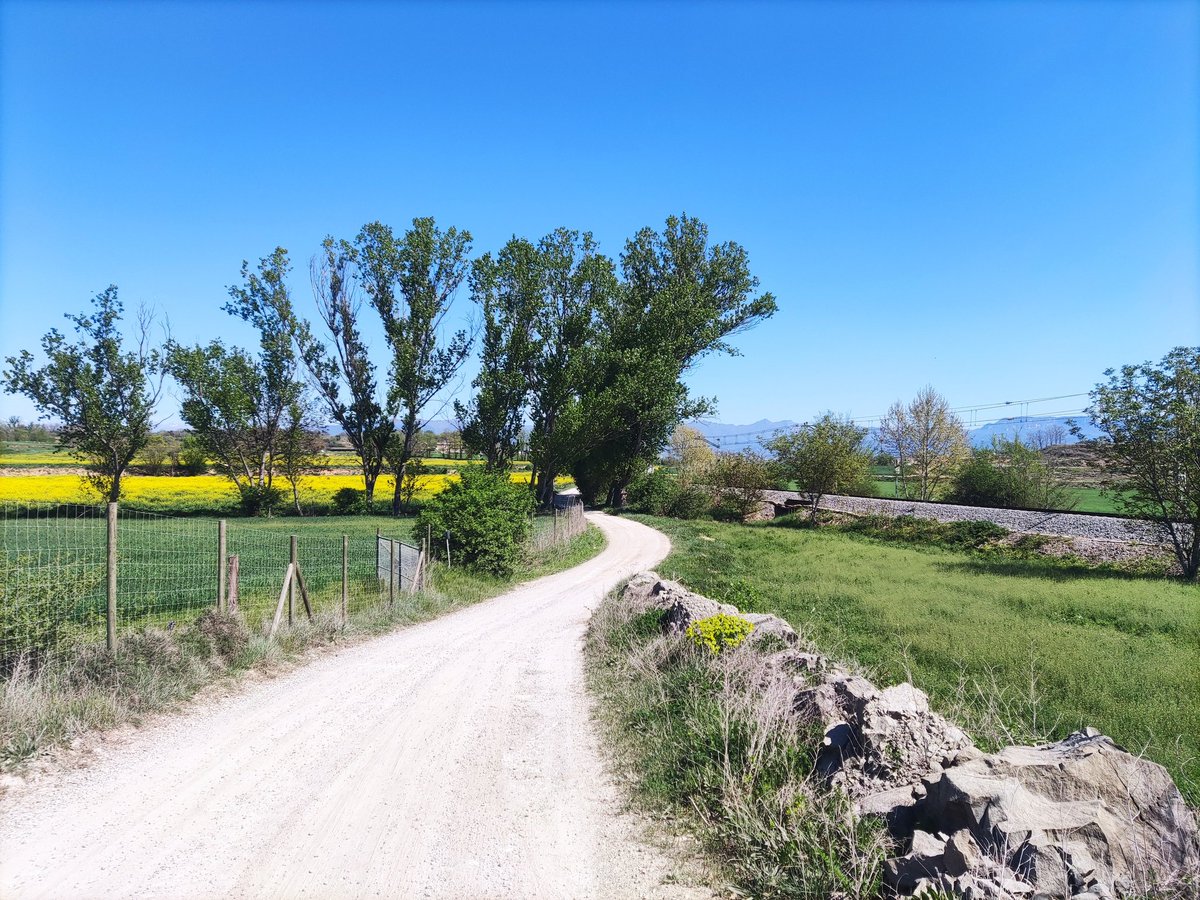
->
[0,512,707,900]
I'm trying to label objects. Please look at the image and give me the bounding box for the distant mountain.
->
[685,414,1100,456]
[966,415,1100,449]
[684,419,797,455]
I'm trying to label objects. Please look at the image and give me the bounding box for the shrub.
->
[0,556,98,675]
[627,469,680,516]
[709,451,773,521]
[332,487,369,515]
[670,485,713,519]
[947,449,1014,507]
[843,514,1007,551]
[947,439,1074,511]
[414,467,534,577]
[686,613,755,655]
[237,483,284,516]
[194,609,250,661]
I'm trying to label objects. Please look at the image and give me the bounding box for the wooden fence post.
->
[268,563,295,639]
[217,519,227,611]
[228,555,240,612]
[341,534,349,626]
[289,535,297,626]
[106,502,118,651]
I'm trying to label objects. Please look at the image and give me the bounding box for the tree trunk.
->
[392,459,407,517]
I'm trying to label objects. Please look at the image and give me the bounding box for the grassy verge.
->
[1,523,606,772]
[586,586,888,899]
[624,514,1199,805]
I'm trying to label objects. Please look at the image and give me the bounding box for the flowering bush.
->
[686,613,754,655]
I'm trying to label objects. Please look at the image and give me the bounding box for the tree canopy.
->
[2,287,161,502]
[1082,346,1200,579]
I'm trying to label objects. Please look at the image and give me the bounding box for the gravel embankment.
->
[762,491,1180,545]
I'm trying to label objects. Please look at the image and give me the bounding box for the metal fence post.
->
[217,519,227,611]
[341,534,349,626]
[106,502,118,651]
[289,535,297,626]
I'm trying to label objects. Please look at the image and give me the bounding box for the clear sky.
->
[1,0,1196,430]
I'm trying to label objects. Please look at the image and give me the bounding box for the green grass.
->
[627,514,1200,804]
[867,478,1128,513]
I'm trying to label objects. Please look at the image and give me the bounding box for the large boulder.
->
[887,729,1200,898]
[643,578,740,634]
[795,675,974,799]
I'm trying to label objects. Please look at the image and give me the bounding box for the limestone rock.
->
[652,580,738,633]
[907,730,1200,897]
[740,612,798,646]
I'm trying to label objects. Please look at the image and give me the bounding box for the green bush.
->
[0,556,98,674]
[237,483,284,516]
[686,613,755,655]
[627,469,680,516]
[670,485,713,519]
[414,467,534,577]
[948,439,1074,511]
[332,487,369,515]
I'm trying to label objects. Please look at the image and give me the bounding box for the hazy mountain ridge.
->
[685,414,1102,454]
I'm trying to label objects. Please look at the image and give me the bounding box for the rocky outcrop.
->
[629,573,798,647]
[616,574,1200,899]
[894,728,1200,898]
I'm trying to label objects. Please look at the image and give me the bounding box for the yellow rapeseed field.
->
[0,471,537,507]
[0,472,540,508]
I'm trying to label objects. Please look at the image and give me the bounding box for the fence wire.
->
[527,499,587,553]
[2,501,425,668]
[2,496,588,668]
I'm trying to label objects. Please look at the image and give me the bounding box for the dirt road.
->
[1,513,706,899]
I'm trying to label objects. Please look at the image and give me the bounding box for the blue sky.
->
[1,0,1196,429]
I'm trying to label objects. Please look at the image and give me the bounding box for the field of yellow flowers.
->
[0,471,536,512]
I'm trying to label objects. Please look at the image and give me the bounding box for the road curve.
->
[1,513,705,900]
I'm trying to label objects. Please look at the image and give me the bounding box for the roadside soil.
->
[0,513,710,900]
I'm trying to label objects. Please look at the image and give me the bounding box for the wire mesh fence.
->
[527,499,587,553]
[1,501,424,669]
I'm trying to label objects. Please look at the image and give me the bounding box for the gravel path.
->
[0,513,709,900]
[762,491,1178,545]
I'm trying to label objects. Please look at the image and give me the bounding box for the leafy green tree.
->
[457,238,540,470]
[709,450,773,521]
[668,424,715,486]
[277,400,326,515]
[414,467,534,576]
[877,386,969,501]
[296,236,395,507]
[527,230,617,507]
[1081,347,1200,579]
[165,250,304,515]
[2,287,161,501]
[569,215,777,505]
[767,413,872,518]
[358,219,474,515]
